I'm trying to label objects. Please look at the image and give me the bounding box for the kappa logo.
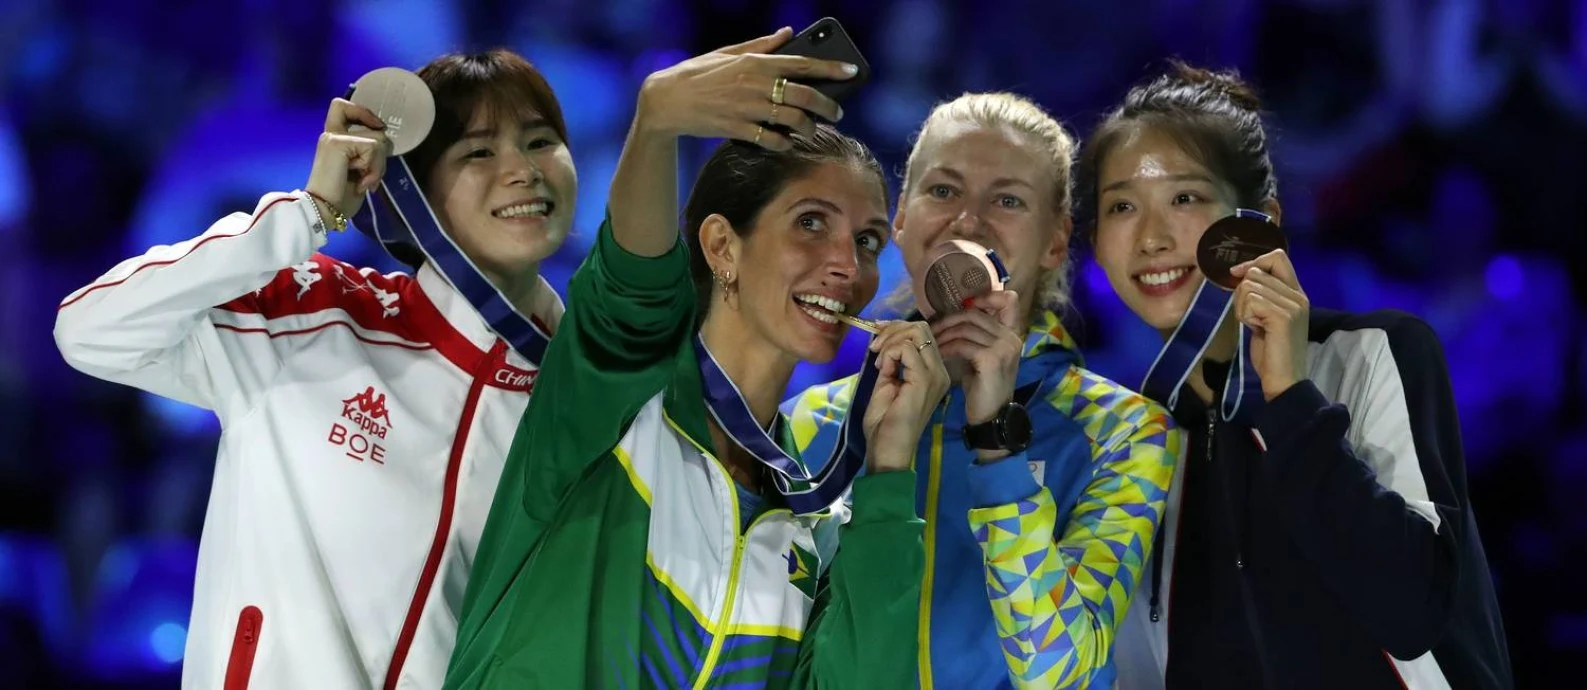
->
[370,285,400,318]
[291,261,321,298]
[331,265,401,317]
[341,386,392,436]
[327,386,392,464]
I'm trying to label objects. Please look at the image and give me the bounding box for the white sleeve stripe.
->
[59,195,295,310]
[1309,328,1443,533]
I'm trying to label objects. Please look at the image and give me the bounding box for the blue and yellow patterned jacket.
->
[782,312,1182,689]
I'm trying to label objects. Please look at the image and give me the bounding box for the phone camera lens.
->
[814,29,829,43]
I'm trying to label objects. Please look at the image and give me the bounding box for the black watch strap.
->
[962,418,998,450]
[962,401,1032,453]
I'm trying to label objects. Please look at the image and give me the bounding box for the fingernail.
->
[842,63,859,76]
[835,105,845,121]
[961,297,976,310]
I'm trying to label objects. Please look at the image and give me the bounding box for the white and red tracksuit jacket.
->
[53,191,562,690]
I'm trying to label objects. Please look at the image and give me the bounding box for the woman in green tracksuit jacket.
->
[444,29,951,689]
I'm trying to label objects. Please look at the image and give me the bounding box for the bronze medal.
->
[1196,214,1287,290]
[915,239,1009,318]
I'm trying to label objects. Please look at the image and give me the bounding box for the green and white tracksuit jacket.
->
[444,215,924,689]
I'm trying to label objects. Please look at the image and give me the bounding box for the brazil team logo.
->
[785,544,818,599]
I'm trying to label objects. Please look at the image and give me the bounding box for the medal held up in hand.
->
[915,239,1010,319]
[345,68,436,156]
[1141,209,1284,425]
[343,67,554,363]
[1196,213,1288,291]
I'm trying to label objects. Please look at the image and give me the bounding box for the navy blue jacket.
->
[1112,309,1512,689]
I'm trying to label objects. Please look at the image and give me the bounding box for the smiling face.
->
[425,107,577,287]
[1091,125,1248,332]
[705,161,890,365]
[893,120,1069,321]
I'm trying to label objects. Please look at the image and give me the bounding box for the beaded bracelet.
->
[303,190,349,232]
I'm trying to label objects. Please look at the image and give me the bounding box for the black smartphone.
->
[772,17,871,107]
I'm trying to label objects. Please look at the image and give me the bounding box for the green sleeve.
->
[450,212,694,666]
[791,471,924,689]
[515,211,695,516]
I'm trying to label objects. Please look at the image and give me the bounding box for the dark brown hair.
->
[1076,59,1277,240]
[683,124,887,322]
[407,49,569,188]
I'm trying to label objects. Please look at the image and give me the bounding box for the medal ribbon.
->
[1139,208,1270,425]
[351,156,553,363]
[695,334,882,515]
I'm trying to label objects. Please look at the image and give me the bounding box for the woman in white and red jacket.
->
[1082,61,1513,689]
[53,49,575,690]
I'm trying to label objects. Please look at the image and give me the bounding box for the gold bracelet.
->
[304,190,348,232]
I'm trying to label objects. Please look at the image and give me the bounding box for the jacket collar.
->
[1016,310,1083,392]
[415,262,564,369]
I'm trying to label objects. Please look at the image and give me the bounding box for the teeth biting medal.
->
[795,293,881,333]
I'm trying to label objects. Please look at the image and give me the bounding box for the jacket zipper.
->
[915,392,952,690]
[1207,411,1244,569]
[223,606,263,690]
[1212,406,1277,686]
[691,450,786,688]
[693,530,747,690]
[384,341,504,689]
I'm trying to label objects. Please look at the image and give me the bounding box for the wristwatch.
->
[962,402,1032,453]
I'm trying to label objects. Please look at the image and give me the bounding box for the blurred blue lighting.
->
[1083,261,1112,296]
[98,545,139,593]
[341,0,460,70]
[142,392,219,439]
[86,539,198,678]
[0,116,29,231]
[150,622,187,664]
[127,105,321,257]
[1484,255,1522,301]
[632,49,690,82]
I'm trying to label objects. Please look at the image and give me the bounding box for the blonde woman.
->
[785,93,1181,689]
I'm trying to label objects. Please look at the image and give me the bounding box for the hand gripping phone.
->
[772,17,871,108]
